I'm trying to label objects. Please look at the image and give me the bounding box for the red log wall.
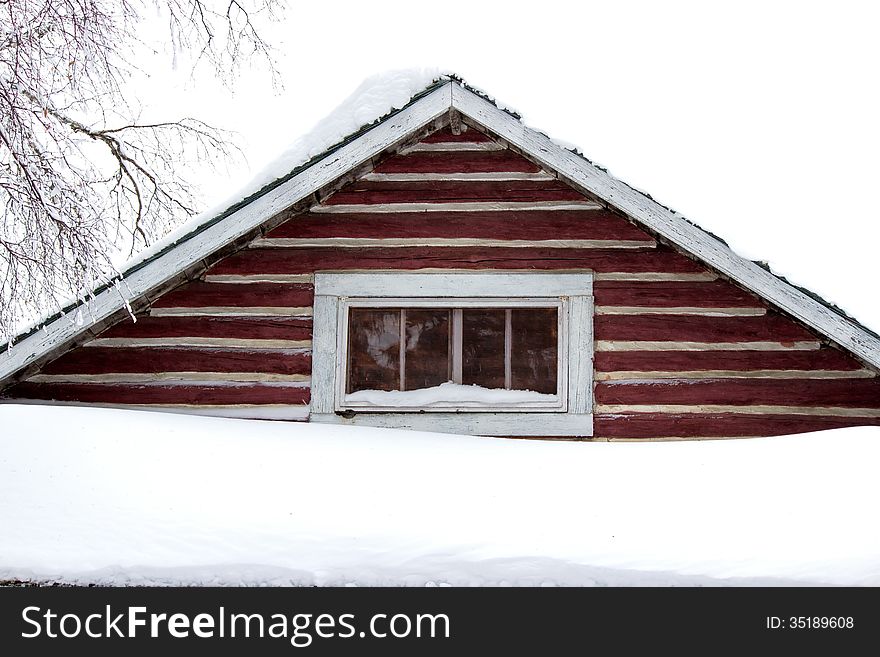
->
[5,125,879,437]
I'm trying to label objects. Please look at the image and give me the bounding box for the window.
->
[311,272,594,436]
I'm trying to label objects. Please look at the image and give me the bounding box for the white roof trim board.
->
[3,79,880,383]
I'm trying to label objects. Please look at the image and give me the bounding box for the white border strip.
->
[310,200,602,213]
[149,306,312,317]
[203,274,314,284]
[400,141,504,152]
[85,337,312,349]
[596,340,821,351]
[594,272,717,282]
[595,369,874,380]
[28,372,311,384]
[252,238,655,250]
[596,404,880,418]
[595,306,766,316]
[361,172,555,182]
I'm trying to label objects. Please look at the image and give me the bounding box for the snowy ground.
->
[0,404,877,587]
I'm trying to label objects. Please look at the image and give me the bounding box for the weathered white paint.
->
[593,272,718,282]
[595,369,875,381]
[309,412,592,436]
[362,172,555,182]
[315,271,593,298]
[203,274,315,284]
[85,337,312,349]
[0,82,454,383]
[450,83,880,371]
[149,306,312,317]
[310,200,602,213]
[596,404,880,418]
[596,340,821,352]
[251,237,655,250]
[309,294,339,416]
[399,141,504,152]
[595,306,766,316]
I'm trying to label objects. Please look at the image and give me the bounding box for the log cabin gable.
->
[2,77,880,438]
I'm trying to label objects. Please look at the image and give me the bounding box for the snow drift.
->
[1,404,878,586]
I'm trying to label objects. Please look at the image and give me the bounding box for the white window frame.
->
[310,271,594,437]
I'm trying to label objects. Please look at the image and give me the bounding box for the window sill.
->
[310,411,594,437]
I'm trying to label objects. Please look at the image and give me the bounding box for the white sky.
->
[136,0,880,331]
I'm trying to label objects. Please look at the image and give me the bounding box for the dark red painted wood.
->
[100,316,312,340]
[421,127,494,143]
[324,180,584,204]
[5,382,310,405]
[595,379,880,407]
[267,210,652,241]
[595,347,865,372]
[42,348,311,375]
[374,151,541,173]
[593,413,880,438]
[209,246,704,275]
[152,282,313,308]
[595,312,817,342]
[594,280,761,307]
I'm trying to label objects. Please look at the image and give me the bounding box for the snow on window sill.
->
[343,382,561,411]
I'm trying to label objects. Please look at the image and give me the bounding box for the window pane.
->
[347,309,400,393]
[462,308,506,389]
[404,309,451,390]
[511,307,558,394]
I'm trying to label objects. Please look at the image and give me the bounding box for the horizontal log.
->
[208,245,706,276]
[593,412,880,438]
[594,312,816,342]
[4,382,312,405]
[323,179,584,204]
[594,280,761,308]
[152,282,313,308]
[374,150,541,173]
[420,127,494,143]
[595,378,880,407]
[40,347,311,375]
[98,316,312,340]
[595,347,865,372]
[265,210,652,241]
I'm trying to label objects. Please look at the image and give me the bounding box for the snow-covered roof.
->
[3,73,880,384]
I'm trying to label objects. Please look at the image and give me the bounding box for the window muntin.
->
[337,298,566,412]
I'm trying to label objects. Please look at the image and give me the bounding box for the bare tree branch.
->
[0,0,283,341]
